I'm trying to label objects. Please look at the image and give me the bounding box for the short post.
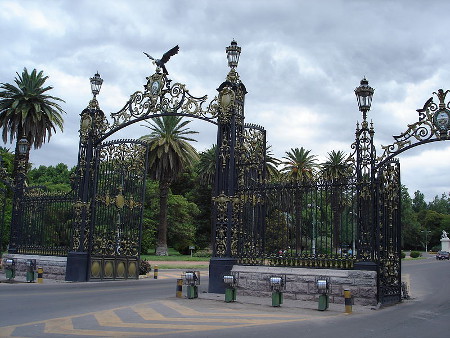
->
[4,258,15,281]
[37,266,44,284]
[269,276,285,307]
[317,278,330,311]
[154,265,158,279]
[183,271,200,299]
[26,259,36,283]
[176,278,183,298]
[223,273,238,303]
[344,289,353,314]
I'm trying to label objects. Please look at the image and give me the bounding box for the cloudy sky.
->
[1,0,450,201]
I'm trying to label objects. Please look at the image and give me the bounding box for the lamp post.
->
[353,77,376,270]
[420,229,431,252]
[354,77,374,120]
[8,134,30,254]
[308,204,317,255]
[226,40,241,69]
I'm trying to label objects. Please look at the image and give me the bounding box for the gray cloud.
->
[1,0,450,201]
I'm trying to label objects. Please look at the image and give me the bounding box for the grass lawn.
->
[140,247,210,263]
[141,255,209,262]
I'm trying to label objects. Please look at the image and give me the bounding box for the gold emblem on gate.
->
[116,261,126,278]
[115,187,125,209]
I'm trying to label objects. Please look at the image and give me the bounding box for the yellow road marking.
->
[160,300,305,318]
[131,304,302,324]
[0,299,337,337]
[94,310,233,330]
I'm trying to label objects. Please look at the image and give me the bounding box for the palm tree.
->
[281,147,318,253]
[140,115,199,255]
[197,145,216,187]
[321,150,352,251]
[265,144,280,181]
[0,68,65,183]
[281,147,317,182]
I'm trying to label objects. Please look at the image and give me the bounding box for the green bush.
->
[139,260,152,275]
[410,251,421,258]
[193,249,212,258]
[401,251,406,259]
[431,245,441,252]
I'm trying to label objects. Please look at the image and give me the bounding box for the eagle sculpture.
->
[144,45,179,75]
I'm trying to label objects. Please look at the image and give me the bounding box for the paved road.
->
[1,258,449,337]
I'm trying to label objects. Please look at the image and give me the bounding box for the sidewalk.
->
[199,292,378,315]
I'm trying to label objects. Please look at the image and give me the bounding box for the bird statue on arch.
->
[144,45,179,75]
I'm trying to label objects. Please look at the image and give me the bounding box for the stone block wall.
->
[2,254,67,280]
[231,265,378,306]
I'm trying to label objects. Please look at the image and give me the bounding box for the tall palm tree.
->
[281,147,317,182]
[281,147,318,253]
[0,68,65,183]
[141,115,199,255]
[321,150,351,251]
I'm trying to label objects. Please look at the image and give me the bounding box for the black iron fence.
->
[236,177,359,269]
[16,187,75,256]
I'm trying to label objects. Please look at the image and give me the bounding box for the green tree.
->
[140,116,199,256]
[265,144,280,181]
[197,145,216,187]
[281,147,318,251]
[412,190,427,213]
[428,193,450,214]
[320,150,351,251]
[0,68,65,183]
[400,185,421,249]
[0,148,14,252]
[28,163,75,191]
[281,147,317,182]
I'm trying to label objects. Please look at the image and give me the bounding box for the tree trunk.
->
[155,180,170,256]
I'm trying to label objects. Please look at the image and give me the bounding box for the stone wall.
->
[231,265,378,306]
[2,254,67,280]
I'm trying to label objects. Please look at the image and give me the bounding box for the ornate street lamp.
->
[226,40,241,69]
[17,136,29,155]
[354,77,374,120]
[90,72,103,98]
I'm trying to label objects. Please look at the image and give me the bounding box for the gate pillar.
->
[209,41,246,293]
[66,87,106,282]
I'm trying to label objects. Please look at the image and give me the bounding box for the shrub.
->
[193,249,212,258]
[410,251,421,258]
[139,260,152,275]
[401,251,406,259]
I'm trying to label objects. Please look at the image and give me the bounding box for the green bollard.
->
[4,259,15,281]
[187,285,198,299]
[5,267,15,280]
[318,294,329,311]
[26,260,36,283]
[272,291,283,307]
[225,287,237,302]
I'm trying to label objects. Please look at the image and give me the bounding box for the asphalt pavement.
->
[1,255,449,337]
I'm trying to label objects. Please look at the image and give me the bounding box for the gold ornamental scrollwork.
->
[107,71,215,135]
[378,88,450,165]
[212,192,241,257]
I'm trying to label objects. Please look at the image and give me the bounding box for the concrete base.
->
[208,257,237,293]
[353,261,378,271]
[232,265,378,306]
[65,251,88,282]
[2,254,67,280]
[441,238,450,252]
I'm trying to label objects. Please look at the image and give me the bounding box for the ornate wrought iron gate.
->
[375,160,401,304]
[88,140,149,280]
